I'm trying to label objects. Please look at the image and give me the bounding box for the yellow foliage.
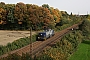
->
[44,48,67,60]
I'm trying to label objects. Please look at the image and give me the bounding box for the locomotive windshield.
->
[38,33,46,37]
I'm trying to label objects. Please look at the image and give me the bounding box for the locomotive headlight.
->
[41,34,42,35]
[38,37,40,39]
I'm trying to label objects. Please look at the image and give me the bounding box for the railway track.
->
[0,22,82,58]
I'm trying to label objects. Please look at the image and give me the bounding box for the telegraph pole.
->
[87,11,88,15]
[30,27,32,57]
[78,12,79,16]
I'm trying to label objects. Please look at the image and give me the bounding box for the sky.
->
[0,0,90,15]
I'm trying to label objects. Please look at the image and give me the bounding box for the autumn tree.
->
[0,2,74,30]
[50,8,62,23]
[0,8,6,25]
[14,2,27,29]
[26,4,55,30]
[0,2,5,8]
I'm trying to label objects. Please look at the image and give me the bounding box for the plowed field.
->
[0,30,35,45]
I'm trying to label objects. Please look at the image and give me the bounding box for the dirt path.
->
[0,30,36,46]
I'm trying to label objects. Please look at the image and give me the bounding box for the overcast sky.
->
[0,0,90,15]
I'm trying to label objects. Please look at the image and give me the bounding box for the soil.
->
[0,30,35,46]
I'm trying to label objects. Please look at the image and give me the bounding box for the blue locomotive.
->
[37,29,55,40]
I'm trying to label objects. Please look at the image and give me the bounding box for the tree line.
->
[0,2,65,30]
[0,2,83,30]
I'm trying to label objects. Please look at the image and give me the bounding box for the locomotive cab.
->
[37,29,55,41]
[37,32,47,40]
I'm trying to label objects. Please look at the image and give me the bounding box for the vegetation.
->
[0,1,90,60]
[42,30,83,60]
[69,40,90,60]
[0,2,61,30]
[36,18,90,60]
[79,19,90,40]
[0,34,36,56]
[0,30,83,60]
[0,2,82,30]
[69,19,90,60]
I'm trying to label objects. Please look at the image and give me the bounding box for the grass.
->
[69,40,90,60]
[0,34,37,56]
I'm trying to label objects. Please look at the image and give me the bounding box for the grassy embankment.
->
[69,40,90,60]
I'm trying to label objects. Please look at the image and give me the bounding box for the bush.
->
[43,30,83,60]
[0,35,36,56]
[79,19,90,39]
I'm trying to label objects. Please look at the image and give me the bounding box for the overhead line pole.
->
[30,27,32,57]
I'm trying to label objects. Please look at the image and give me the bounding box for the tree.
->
[80,19,90,38]
[87,15,90,20]
[14,2,27,29]
[42,4,50,8]
[0,8,6,25]
[70,12,73,16]
[0,2,5,8]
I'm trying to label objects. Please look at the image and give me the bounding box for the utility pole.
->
[87,11,88,15]
[78,12,79,16]
[30,27,32,57]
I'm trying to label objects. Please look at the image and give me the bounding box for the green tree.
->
[42,4,50,8]
[79,19,90,39]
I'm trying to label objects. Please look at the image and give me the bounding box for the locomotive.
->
[37,29,55,40]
